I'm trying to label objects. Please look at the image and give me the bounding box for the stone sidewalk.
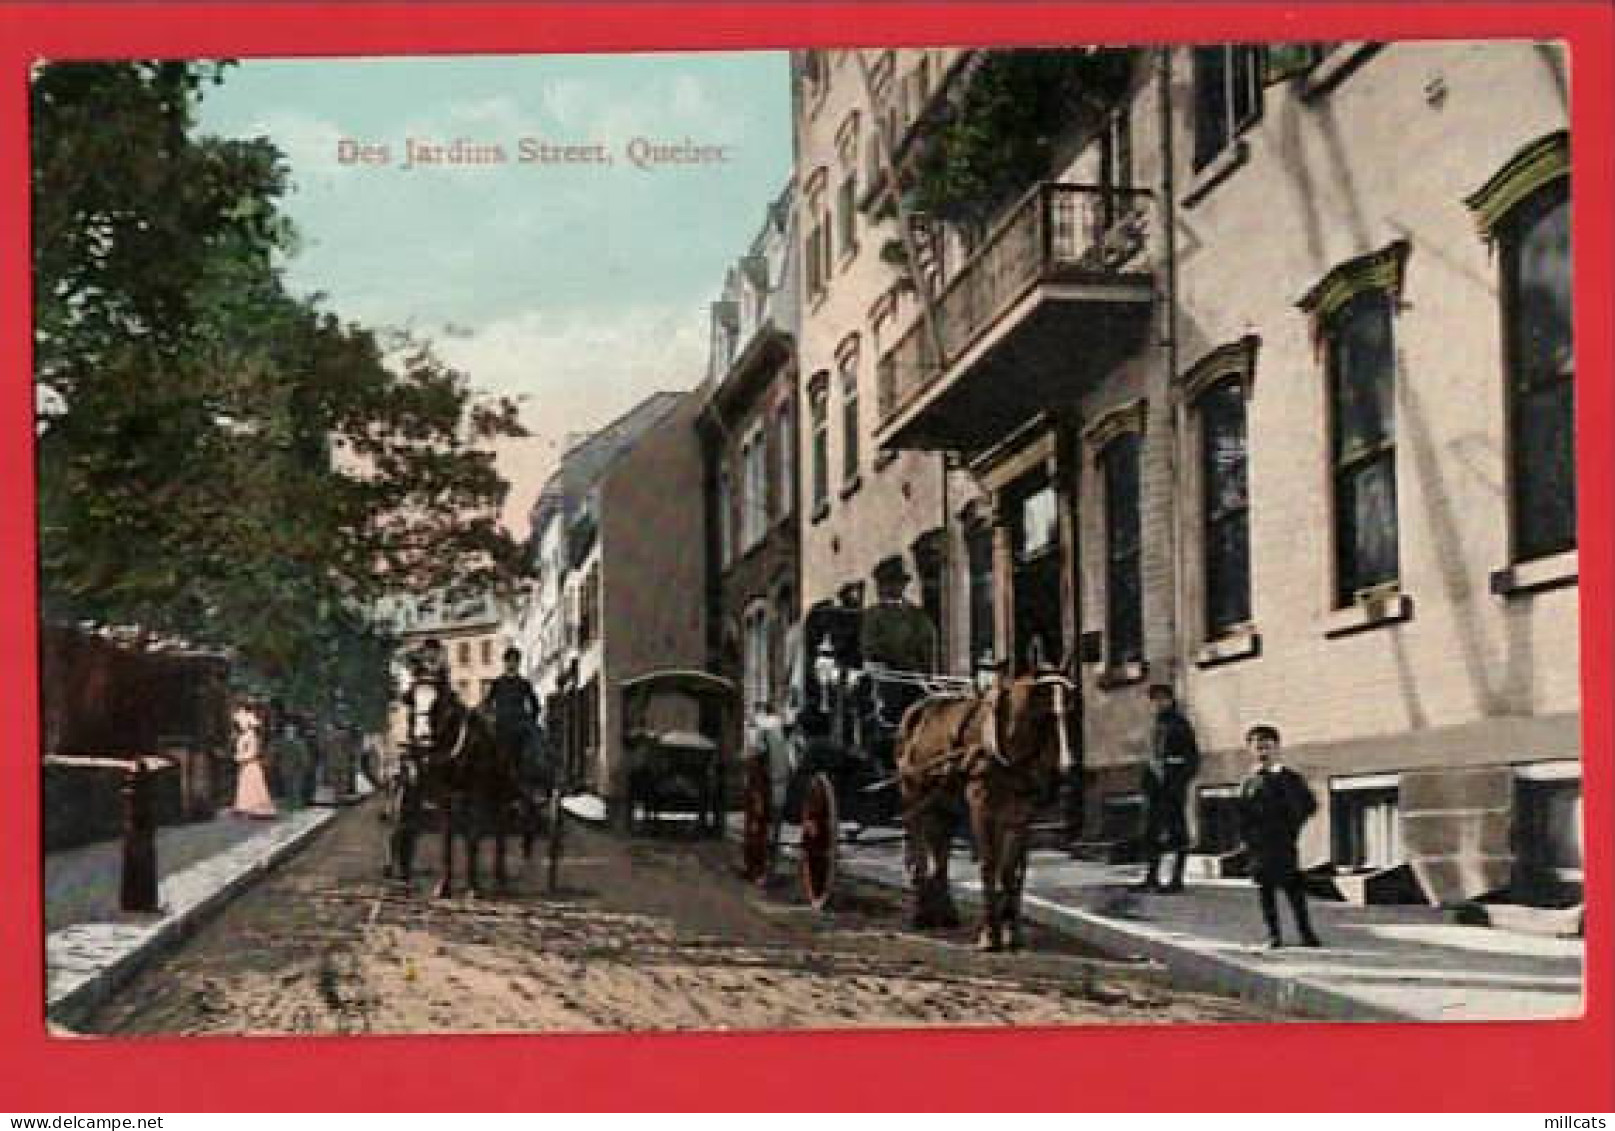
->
[829,834,1584,1023]
[44,788,370,1029]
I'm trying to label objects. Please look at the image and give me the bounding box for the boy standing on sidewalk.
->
[1239,723,1323,948]
[1133,683,1200,893]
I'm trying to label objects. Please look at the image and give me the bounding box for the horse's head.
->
[984,669,1077,770]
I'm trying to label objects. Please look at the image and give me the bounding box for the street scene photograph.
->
[34,40,1584,1038]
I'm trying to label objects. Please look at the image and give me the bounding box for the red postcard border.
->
[1,1,1610,1113]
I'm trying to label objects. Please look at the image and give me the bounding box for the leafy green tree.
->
[33,61,527,723]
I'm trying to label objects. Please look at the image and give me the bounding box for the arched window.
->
[1466,131,1573,565]
[1300,242,1409,606]
[1502,179,1574,561]
[808,372,830,514]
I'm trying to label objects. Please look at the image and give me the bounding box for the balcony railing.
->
[878,181,1153,428]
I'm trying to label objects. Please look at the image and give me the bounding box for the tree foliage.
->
[32,61,527,723]
[911,49,1132,234]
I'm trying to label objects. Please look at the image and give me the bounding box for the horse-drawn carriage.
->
[621,669,736,836]
[739,602,976,909]
[383,675,557,896]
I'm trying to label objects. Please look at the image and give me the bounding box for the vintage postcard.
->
[8,0,1612,1113]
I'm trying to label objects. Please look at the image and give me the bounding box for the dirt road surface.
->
[83,801,1266,1035]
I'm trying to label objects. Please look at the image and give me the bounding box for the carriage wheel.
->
[545,788,564,894]
[740,756,772,882]
[798,771,838,911]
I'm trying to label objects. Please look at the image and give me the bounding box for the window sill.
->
[1195,627,1262,668]
[839,474,863,501]
[1182,139,1250,209]
[874,448,899,472]
[1095,660,1148,690]
[1301,43,1382,101]
[1491,549,1578,598]
[1322,591,1414,638]
[810,501,831,526]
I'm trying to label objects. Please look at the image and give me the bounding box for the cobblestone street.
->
[82,800,1265,1034]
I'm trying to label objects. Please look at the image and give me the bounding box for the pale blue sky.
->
[196,53,792,532]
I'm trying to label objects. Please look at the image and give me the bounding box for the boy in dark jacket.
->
[1134,683,1201,893]
[1239,723,1323,948]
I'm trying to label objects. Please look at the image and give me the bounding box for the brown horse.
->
[894,669,1076,951]
[386,681,527,898]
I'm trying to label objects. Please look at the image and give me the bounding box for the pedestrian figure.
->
[1239,723,1323,948]
[1133,683,1200,893]
[230,703,278,819]
[482,646,544,785]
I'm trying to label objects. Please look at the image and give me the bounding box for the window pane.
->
[1103,434,1143,663]
[1206,512,1251,634]
[1515,378,1577,559]
[1015,484,1059,561]
[812,426,828,506]
[1107,552,1143,664]
[1192,47,1229,170]
[1231,45,1262,126]
[1104,433,1141,557]
[1514,195,1573,386]
[1332,292,1396,460]
[1201,382,1248,521]
[1337,452,1399,598]
[1201,382,1250,636]
[842,395,859,479]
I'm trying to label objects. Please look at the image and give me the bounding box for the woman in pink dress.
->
[231,704,278,819]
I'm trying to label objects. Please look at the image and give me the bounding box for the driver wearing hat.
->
[859,554,938,676]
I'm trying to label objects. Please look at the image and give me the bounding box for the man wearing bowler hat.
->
[860,555,938,678]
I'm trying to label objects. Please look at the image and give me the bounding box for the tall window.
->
[1192,45,1265,171]
[1102,433,1143,665]
[966,524,996,669]
[1328,291,1399,603]
[839,346,861,484]
[835,115,859,260]
[809,376,830,513]
[804,182,830,300]
[718,468,734,566]
[739,424,767,550]
[1199,379,1251,637]
[776,402,795,520]
[744,605,771,715]
[1503,179,1575,561]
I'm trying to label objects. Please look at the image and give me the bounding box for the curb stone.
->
[829,851,1420,1023]
[46,807,339,1030]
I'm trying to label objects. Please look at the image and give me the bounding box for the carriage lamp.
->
[813,640,838,715]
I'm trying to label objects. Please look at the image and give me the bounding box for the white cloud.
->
[243,110,346,171]
[437,303,709,534]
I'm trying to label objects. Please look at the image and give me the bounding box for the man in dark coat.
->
[1134,683,1201,893]
[482,646,545,785]
[1239,723,1323,948]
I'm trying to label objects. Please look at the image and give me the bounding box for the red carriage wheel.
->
[740,756,772,883]
[798,771,839,911]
